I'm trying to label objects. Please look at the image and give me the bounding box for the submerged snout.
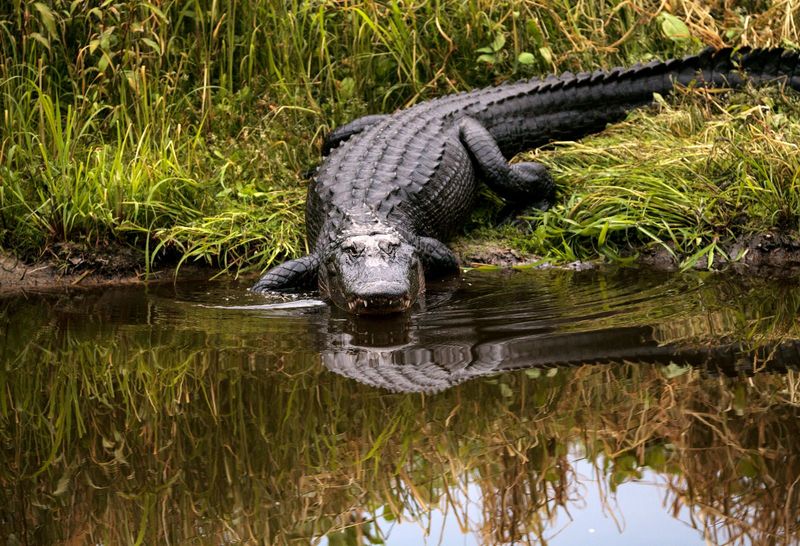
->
[347,280,414,314]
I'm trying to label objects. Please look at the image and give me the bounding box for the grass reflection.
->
[0,276,799,544]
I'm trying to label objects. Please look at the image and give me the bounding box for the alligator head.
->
[318,224,424,314]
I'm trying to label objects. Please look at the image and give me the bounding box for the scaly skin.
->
[253,47,800,314]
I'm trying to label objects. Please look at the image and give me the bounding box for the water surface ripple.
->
[1,268,799,545]
[318,269,798,392]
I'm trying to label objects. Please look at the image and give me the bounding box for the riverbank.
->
[0,247,210,293]
[3,2,800,286]
[6,225,800,294]
[7,83,800,292]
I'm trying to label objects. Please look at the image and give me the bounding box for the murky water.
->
[1,268,799,545]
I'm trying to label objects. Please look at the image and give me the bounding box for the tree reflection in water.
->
[0,269,798,544]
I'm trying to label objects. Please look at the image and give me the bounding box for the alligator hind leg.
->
[251,254,320,293]
[322,114,389,155]
[458,117,555,207]
[418,237,460,277]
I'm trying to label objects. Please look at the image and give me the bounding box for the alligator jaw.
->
[343,278,418,314]
[347,293,414,315]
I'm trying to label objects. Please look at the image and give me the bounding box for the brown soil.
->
[0,244,215,293]
[449,238,598,271]
[639,231,800,275]
[450,239,539,268]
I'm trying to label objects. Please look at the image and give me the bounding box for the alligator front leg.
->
[251,254,320,293]
[458,117,555,207]
[322,114,389,155]
[418,237,460,277]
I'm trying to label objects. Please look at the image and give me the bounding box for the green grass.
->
[2,1,800,274]
[482,86,800,268]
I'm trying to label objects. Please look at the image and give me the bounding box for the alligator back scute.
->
[408,140,476,239]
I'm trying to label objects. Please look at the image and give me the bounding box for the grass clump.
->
[496,86,800,268]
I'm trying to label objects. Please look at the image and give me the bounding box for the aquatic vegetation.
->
[3,1,800,273]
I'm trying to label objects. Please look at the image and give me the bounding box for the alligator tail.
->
[641,46,800,92]
[684,46,800,88]
[484,47,800,154]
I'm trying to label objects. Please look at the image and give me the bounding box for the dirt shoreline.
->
[0,251,219,293]
[3,232,800,294]
[638,232,800,275]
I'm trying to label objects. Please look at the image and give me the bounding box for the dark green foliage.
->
[2,1,800,272]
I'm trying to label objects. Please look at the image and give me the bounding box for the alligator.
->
[252,47,800,314]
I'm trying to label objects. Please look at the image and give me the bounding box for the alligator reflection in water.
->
[322,269,800,392]
[1,269,800,545]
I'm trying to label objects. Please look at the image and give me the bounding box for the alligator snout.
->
[319,230,424,315]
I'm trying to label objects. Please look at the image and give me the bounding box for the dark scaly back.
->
[308,48,800,248]
[309,96,460,246]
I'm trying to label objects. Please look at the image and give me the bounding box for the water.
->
[1,268,799,545]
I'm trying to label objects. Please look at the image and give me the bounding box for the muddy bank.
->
[0,245,212,293]
[456,231,800,276]
[449,239,597,271]
[639,232,800,275]
[0,240,590,294]
[3,232,800,294]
